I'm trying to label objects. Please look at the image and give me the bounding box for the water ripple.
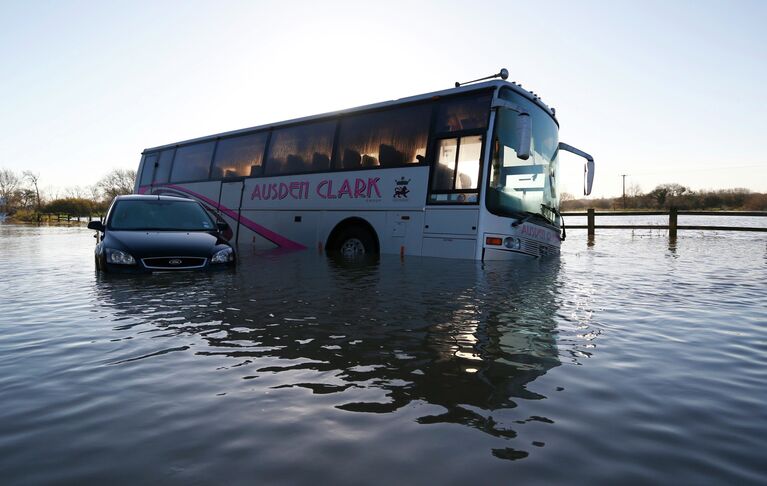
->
[0,224,765,483]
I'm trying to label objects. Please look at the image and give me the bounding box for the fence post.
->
[587,208,595,237]
[669,208,678,239]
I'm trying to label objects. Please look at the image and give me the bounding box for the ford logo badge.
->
[168,259,182,265]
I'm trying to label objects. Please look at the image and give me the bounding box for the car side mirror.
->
[216,221,229,232]
[87,220,105,232]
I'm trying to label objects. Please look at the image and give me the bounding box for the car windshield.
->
[109,200,215,231]
[487,88,560,223]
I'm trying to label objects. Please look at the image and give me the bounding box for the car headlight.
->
[211,247,234,264]
[105,248,136,265]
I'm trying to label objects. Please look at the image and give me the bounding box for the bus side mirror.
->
[516,113,532,160]
[87,220,104,232]
[584,160,595,196]
[490,99,532,160]
[559,142,595,196]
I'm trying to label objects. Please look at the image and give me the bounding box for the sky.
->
[1,0,765,198]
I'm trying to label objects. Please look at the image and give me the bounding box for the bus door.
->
[219,180,245,245]
[422,135,483,258]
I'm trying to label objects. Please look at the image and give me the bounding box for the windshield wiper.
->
[511,212,535,227]
[512,210,554,227]
[511,204,567,241]
[541,204,566,241]
[509,206,565,241]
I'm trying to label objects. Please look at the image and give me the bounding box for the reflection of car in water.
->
[88,195,236,273]
[95,252,563,453]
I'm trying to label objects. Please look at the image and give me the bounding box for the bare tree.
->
[627,183,643,198]
[65,185,89,199]
[43,185,61,201]
[0,168,21,212]
[88,184,101,202]
[22,171,41,210]
[96,169,137,201]
[18,189,37,208]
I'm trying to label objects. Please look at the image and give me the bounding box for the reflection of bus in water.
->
[95,252,566,442]
[134,70,595,260]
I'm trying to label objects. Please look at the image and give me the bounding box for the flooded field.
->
[0,223,765,484]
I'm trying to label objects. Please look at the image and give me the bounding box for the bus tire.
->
[331,226,377,258]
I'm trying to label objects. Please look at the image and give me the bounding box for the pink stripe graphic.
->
[139,184,306,250]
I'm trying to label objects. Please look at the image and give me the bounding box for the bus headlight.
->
[504,237,521,250]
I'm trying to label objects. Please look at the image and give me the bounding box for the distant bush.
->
[743,193,767,211]
[43,198,95,217]
[562,185,766,212]
[11,208,39,222]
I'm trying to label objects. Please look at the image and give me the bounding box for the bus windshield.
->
[487,88,560,223]
[109,200,216,231]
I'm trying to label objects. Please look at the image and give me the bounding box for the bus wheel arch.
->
[326,218,380,257]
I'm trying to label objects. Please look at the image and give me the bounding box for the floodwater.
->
[0,223,765,484]
[565,213,767,230]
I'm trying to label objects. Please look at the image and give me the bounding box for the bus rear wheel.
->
[331,226,377,258]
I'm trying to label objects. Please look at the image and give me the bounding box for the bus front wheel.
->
[331,226,377,258]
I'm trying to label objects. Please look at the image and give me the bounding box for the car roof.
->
[114,194,196,202]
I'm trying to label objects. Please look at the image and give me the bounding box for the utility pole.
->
[621,174,627,209]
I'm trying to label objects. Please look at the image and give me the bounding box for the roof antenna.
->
[455,68,509,88]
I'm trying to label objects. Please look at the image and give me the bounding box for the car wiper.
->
[157,228,211,232]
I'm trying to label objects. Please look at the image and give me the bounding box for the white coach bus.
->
[134,70,594,260]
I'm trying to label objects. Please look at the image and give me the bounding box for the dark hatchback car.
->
[88,195,235,273]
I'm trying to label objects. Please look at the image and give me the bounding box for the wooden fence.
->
[561,209,767,237]
[36,213,104,223]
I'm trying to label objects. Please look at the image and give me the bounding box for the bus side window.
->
[342,149,362,169]
[170,142,216,183]
[434,93,492,133]
[265,120,335,176]
[213,132,268,179]
[334,104,431,170]
[139,153,158,187]
[153,149,175,185]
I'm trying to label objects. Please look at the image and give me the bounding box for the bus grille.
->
[519,238,541,256]
[142,257,207,269]
[518,238,558,257]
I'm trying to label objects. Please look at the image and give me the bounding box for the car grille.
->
[141,257,207,269]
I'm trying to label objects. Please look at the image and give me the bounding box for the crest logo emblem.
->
[168,259,183,265]
[393,177,411,199]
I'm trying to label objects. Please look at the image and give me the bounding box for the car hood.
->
[106,230,227,258]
